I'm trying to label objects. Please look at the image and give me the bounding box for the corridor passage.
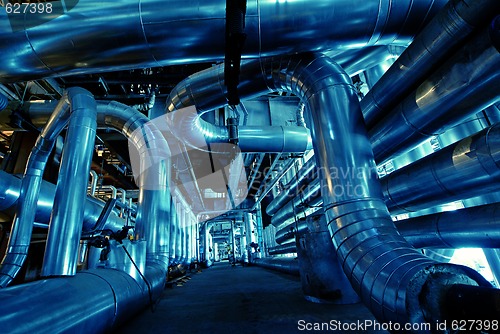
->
[118,263,386,334]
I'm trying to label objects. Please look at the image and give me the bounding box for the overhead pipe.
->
[383,122,500,215]
[395,203,500,249]
[275,219,308,245]
[42,88,97,277]
[0,0,446,83]
[0,87,74,287]
[370,18,500,163]
[165,53,493,326]
[361,0,500,128]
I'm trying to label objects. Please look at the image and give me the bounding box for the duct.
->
[165,53,494,326]
[370,19,500,164]
[0,0,446,83]
[0,88,72,287]
[275,219,308,245]
[395,203,500,249]
[42,88,97,277]
[266,158,317,216]
[268,241,296,256]
[270,180,321,227]
[252,257,299,276]
[383,123,500,215]
[0,267,164,333]
[361,0,500,128]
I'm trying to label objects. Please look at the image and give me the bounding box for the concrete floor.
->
[117,262,387,334]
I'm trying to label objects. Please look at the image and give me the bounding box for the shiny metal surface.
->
[0,0,446,83]
[0,93,7,111]
[396,203,500,248]
[275,219,308,245]
[42,87,97,277]
[266,158,317,216]
[268,241,296,256]
[361,0,500,127]
[383,123,500,214]
[370,19,500,164]
[0,91,71,288]
[165,53,492,325]
[0,267,163,333]
[483,249,500,287]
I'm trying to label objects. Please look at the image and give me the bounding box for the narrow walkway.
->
[117,263,386,333]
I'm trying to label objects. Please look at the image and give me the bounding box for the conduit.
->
[0,0,446,83]
[361,0,500,127]
[370,17,500,163]
[165,53,492,327]
[396,203,500,249]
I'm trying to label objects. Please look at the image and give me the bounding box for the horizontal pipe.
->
[0,266,164,333]
[268,241,297,256]
[361,0,500,128]
[396,203,500,249]
[275,220,308,245]
[0,0,446,83]
[252,257,299,276]
[370,18,500,164]
[266,158,317,216]
[383,123,500,214]
[238,126,312,153]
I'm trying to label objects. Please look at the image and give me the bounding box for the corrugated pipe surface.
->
[165,53,492,326]
[361,0,500,128]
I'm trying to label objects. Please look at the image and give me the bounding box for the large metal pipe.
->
[0,0,446,83]
[370,18,500,163]
[0,266,165,333]
[396,203,500,249]
[42,88,97,277]
[252,257,299,276]
[383,123,500,215]
[0,88,71,287]
[266,158,317,216]
[361,0,500,128]
[164,54,493,326]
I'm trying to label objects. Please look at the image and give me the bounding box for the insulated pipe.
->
[0,0,446,83]
[268,241,296,256]
[169,197,177,264]
[383,123,500,214]
[395,203,500,249]
[42,88,97,277]
[165,54,492,327]
[361,0,500,128]
[252,257,299,276]
[266,158,317,216]
[370,18,500,163]
[0,266,165,333]
[0,89,71,288]
[275,219,308,245]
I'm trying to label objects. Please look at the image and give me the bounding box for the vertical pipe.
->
[169,197,176,264]
[0,90,71,287]
[89,170,98,196]
[42,88,97,277]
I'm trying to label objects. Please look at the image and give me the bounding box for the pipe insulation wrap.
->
[164,53,493,327]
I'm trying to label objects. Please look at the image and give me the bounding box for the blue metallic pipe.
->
[165,54,492,327]
[361,0,500,128]
[0,0,446,83]
[370,18,500,164]
[0,93,7,111]
[396,203,500,249]
[253,257,300,276]
[42,88,97,277]
[0,90,71,288]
